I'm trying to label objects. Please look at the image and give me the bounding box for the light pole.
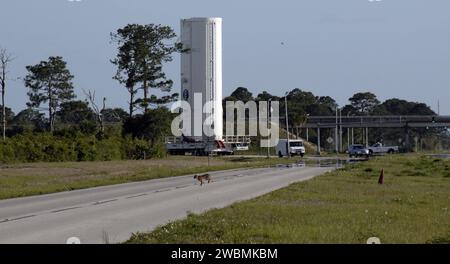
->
[305,113,310,142]
[285,92,290,158]
[339,108,343,153]
[347,113,350,151]
[267,98,272,158]
[335,107,338,153]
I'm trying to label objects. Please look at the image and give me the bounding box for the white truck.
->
[165,136,233,156]
[277,139,306,158]
[368,142,399,155]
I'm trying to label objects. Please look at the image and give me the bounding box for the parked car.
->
[368,142,399,155]
[348,144,370,158]
[277,139,306,157]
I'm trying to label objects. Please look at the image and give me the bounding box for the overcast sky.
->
[1,0,449,114]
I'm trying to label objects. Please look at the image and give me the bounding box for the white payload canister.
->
[180,17,223,140]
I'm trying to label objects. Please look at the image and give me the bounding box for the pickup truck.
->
[368,142,399,155]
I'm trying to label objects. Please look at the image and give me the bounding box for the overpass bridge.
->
[302,115,450,129]
[295,115,450,154]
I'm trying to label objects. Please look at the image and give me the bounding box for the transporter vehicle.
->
[165,135,233,156]
[223,135,251,151]
[368,142,399,155]
[348,144,370,158]
[277,139,306,157]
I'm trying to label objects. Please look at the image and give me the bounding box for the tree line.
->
[0,22,448,163]
[0,24,181,163]
[225,87,448,151]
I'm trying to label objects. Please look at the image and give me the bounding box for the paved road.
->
[0,166,333,244]
[225,155,367,162]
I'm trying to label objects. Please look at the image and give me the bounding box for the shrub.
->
[75,136,98,161]
[150,142,167,159]
[0,129,165,163]
[96,136,123,161]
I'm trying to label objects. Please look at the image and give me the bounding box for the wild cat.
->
[193,174,211,186]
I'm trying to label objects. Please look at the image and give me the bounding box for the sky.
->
[1,0,449,114]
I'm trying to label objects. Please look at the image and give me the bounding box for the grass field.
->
[0,156,297,200]
[127,154,450,244]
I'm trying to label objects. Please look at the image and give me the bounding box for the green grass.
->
[127,154,450,244]
[0,155,297,200]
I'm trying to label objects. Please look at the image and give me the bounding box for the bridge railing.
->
[307,115,450,122]
[300,115,450,128]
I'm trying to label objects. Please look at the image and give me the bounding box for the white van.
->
[277,139,306,157]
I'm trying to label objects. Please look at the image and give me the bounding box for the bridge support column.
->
[347,127,350,151]
[335,127,338,153]
[361,128,364,145]
[317,127,321,156]
[405,126,411,152]
[351,128,354,145]
[365,127,369,148]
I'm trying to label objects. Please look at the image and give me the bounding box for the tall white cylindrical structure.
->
[180,17,223,140]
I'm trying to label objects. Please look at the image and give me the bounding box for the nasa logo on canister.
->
[183,89,189,100]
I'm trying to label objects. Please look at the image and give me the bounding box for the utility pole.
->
[347,113,350,151]
[317,127,321,156]
[335,107,338,153]
[305,113,310,142]
[339,108,343,153]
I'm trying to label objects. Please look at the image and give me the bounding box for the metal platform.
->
[222,135,252,144]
